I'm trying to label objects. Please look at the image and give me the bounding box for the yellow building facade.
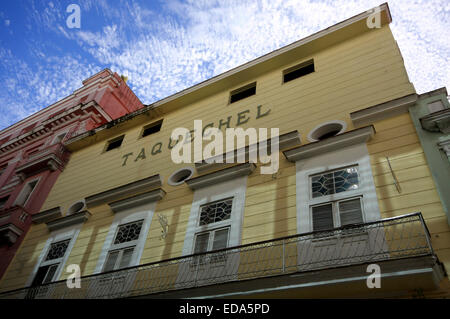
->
[0,4,448,298]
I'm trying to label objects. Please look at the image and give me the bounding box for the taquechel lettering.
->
[121,104,272,166]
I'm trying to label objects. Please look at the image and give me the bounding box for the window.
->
[0,195,9,210]
[312,197,364,232]
[427,100,445,113]
[141,120,163,138]
[15,179,38,207]
[310,166,363,232]
[199,198,233,225]
[229,82,256,104]
[105,135,124,152]
[193,227,230,265]
[31,239,70,286]
[182,176,248,257]
[283,59,314,83]
[53,132,67,144]
[190,198,234,265]
[103,220,143,272]
[311,166,359,198]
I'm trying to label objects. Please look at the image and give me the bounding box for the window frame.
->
[104,135,125,153]
[27,225,81,289]
[14,177,40,207]
[282,59,315,84]
[295,143,381,235]
[94,202,157,274]
[182,176,248,257]
[140,120,163,139]
[102,219,144,272]
[197,197,234,228]
[310,196,365,232]
[229,82,257,104]
[192,226,231,266]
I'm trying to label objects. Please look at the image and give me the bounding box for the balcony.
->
[0,206,29,246]
[15,143,70,178]
[0,213,445,299]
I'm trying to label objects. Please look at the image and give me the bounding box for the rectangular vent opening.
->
[142,120,163,138]
[229,82,256,104]
[283,60,314,83]
[105,135,124,152]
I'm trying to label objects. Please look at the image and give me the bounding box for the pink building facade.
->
[0,69,144,278]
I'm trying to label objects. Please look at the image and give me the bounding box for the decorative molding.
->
[420,108,450,133]
[283,126,375,162]
[45,210,91,232]
[438,137,450,159]
[195,130,301,173]
[186,162,256,190]
[0,223,24,246]
[158,213,169,240]
[108,188,166,213]
[32,206,62,224]
[85,174,162,208]
[350,94,418,126]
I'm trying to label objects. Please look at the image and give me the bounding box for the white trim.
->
[182,176,248,256]
[26,225,81,286]
[13,176,41,207]
[295,143,380,234]
[94,202,156,273]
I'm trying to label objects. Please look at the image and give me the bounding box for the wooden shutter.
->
[312,203,334,231]
[119,247,135,269]
[104,251,120,272]
[212,228,229,250]
[339,198,363,226]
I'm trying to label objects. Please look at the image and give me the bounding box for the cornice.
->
[283,126,375,162]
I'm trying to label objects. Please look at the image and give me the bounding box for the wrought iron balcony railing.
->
[0,212,436,299]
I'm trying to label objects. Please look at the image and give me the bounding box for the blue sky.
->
[0,0,449,130]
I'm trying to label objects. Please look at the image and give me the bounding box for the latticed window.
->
[199,198,233,226]
[103,220,144,272]
[311,166,359,198]
[30,238,72,291]
[114,220,143,244]
[45,239,70,261]
[310,165,364,233]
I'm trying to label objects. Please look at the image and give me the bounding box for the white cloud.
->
[1,0,449,130]
[72,0,449,103]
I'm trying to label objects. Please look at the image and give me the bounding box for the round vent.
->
[307,121,346,142]
[168,167,194,186]
[67,201,86,215]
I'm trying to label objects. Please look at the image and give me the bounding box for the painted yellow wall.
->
[3,23,443,295]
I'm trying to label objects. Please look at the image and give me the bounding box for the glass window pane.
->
[312,204,334,231]
[114,220,143,244]
[311,166,359,198]
[199,198,233,226]
[42,264,59,284]
[45,239,70,261]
